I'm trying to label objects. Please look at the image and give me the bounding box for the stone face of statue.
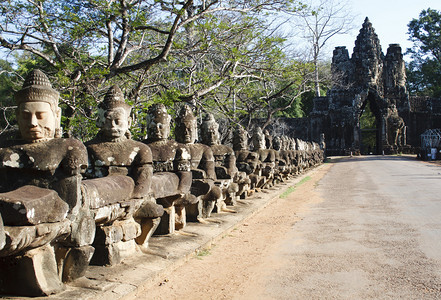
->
[233,125,248,151]
[201,114,220,146]
[17,101,60,142]
[184,121,197,144]
[101,107,131,140]
[252,127,266,150]
[147,115,170,141]
[272,136,282,151]
[175,106,198,144]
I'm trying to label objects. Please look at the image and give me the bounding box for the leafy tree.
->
[288,0,355,97]
[0,0,306,139]
[0,59,22,133]
[406,8,441,97]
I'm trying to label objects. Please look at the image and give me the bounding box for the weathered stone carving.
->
[144,103,195,234]
[386,104,406,146]
[200,113,248,207]
[233,125,263,193]
[288,137,299,174]
[252,126,277,188]
[85,85,163,265]
[175,105,222,220]
[273,136,290,181]
[0,70,94,296]
[310,18,413,155]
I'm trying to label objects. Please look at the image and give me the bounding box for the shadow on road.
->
[327,155,418,164]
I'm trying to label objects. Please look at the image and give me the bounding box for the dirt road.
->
[138,156,441,299]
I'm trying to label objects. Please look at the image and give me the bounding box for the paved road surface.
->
[141,156,441,299]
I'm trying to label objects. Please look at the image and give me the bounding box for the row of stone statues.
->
[0,70,324,296]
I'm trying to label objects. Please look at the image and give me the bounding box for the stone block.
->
[151,172,180,199]
[95,224,123,245]
[0,244,63,296]
[90,240,136,266]
[68,208,96,247]
[155,205,175,235]
[61,245,95,282]
[120,219,141,242]
[134,200,164,219]
[81,175,134,209]
[91,243,121,266]
[0,185,68,226]
[135,217,161,248]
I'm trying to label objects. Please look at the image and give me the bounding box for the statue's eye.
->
[21,111,32,119]
[36,112,47,120]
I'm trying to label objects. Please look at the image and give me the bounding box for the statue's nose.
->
[30,114,39,126]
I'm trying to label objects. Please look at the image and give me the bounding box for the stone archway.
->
[358,91,384,155]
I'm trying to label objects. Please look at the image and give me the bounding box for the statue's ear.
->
[128,116,132,128]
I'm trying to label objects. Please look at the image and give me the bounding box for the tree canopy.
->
[1,0,321,138]
[406,8,441,98]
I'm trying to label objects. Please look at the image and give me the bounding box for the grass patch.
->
[196,248,211,259]
[279,176,312,199]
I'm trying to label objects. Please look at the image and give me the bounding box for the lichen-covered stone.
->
[81,175,135,209]
[61,245,94,282]
[0,185,68,225]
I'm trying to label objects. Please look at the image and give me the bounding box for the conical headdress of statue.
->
[200,113,220,145]
[14,69,59,109]
[233,125,248,151]
[97,85,131,128]
[147,103,170,123]
[176,104,196,124]
[201,113,219,131]
[175,104,197,143]
[99,85,131,112]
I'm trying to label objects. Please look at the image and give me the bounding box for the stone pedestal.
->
[0,244,63,296]
[90,219,140,266]
[135,217,161,248]
[154,205,176,235]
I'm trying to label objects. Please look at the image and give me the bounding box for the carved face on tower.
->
[200,113,220,146]
[233,125,248,151]
[175,105,197,144]
[146,103,171,141]
[252,127,266,150]
[97,85,132,141]
[15,69,61,143]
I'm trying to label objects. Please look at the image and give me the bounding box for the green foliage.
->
[360,103,377,153]
[0,0,314,139]
[360,104,376,129]
[406,8,441,97]
[0,61,19,131]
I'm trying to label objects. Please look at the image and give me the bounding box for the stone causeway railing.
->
[0,69,325,297]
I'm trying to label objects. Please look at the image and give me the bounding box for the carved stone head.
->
[200,113,220,146]
[146,103,171,142]
[233,125,248,151]
[289,137,296,151]
[175,105,197,144]
[272,136,282,151]
[252,127,266,150]
[15,69,62,143]
[97,85,132,141]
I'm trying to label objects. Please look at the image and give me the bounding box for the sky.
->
[322,0,440,60]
